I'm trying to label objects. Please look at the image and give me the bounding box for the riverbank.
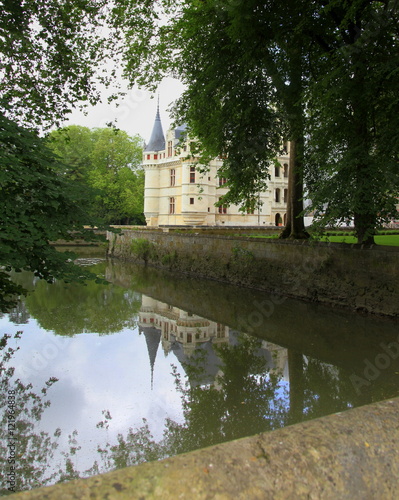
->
[9,396,399,499]
[107,229,398,317]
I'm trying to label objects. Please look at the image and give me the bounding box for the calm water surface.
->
[1,252,398,493]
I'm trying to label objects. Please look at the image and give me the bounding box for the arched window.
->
[275,213,281,226]
[275,188,281,203]
[283,213,287,225]
[284,188,288,203]
[275,164,280,177]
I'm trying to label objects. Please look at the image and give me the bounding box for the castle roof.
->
[145,100,165,152]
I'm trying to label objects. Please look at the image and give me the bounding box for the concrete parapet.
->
[9,397,399,499]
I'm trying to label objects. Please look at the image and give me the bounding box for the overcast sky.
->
[64,77,185,143]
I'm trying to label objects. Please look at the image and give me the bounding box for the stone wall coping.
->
[109,229,399,253]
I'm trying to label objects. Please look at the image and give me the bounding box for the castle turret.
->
[143,99,165,226]
[145,98,165,154]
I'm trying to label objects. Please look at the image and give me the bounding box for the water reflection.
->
[0,257,398,494]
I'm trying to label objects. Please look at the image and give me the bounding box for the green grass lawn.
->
[247,232,399,246]
[321,234,399,246]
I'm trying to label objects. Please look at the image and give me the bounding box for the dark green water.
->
[1,253,398,494]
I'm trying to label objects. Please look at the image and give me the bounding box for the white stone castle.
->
[143,103,290,227]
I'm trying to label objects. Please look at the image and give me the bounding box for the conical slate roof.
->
[145,100,165,152]
[142,326,161,389]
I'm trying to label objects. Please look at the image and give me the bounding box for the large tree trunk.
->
[279,44,309,240]
[351,55,375,245]
[280,138,309,239]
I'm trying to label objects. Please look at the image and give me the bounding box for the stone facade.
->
[143,105,289,226]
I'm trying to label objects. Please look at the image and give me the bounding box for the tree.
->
[47,125,95,182]
[0,2,121,311]
[48,126,145,225]
[0,0,117,130]
[0,114,106,311]
[304,0,399,243]
[89,128,144,224]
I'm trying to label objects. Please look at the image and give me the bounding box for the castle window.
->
[284,164,289,178]
[169,197,175,214]
[275,164,280,177]
[190,166,196,183]
[275,188,281,203]
[170,169,175,186]
[284,188,288,203]
[154,154,158,160]
[219,177,227,186]
[168,141,173,157]
[218,198,227,214]
[190,197,194,205]
[147,154,151,160]
[282,141,288,154]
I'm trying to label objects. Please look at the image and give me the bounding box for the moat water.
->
[1,250,398,493]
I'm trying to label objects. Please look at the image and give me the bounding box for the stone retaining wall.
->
[107,230,398,317]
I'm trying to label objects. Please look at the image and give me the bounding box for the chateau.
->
[143,103,290,227]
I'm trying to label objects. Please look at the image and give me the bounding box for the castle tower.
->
[143,97,165,226]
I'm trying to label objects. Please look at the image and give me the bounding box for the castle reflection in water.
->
[138,295,291,387]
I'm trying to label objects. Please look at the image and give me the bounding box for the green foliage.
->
[304,1,399,243]
[0,0,119,130]
[19,264,142,336]
[0,114,108,312]
[47,126,145,225]
[0,4,122,311]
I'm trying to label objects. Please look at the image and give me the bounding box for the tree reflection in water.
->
[0,333,77,494]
